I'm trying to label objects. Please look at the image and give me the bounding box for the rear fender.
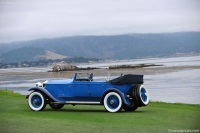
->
[101,88,131,105]
[27,87,65,103]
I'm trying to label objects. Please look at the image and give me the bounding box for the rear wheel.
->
[28,91,46,111]
[49,103,64,109]
[123,104,138,111]
[104,92,123,113]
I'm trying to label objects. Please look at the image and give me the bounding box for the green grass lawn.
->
[0,90,199,133]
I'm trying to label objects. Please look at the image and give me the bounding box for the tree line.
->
[0,57,99,68]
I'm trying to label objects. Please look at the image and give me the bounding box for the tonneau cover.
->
[109,74,143,85]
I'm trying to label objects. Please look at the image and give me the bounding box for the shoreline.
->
[1,65,199,76]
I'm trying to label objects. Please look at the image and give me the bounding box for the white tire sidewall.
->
[104,92,122,112]
[139,85,149,105]
[28,92,44,111]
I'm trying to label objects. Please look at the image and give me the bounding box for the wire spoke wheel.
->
[104,92,122,112]
[28,91,46,111]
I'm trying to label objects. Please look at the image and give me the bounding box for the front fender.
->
[28,87,65,103]
[101,88,131,106]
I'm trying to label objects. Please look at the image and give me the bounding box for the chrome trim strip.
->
[65,101,100,104]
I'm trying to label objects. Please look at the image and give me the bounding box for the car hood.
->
[46,79,73,84]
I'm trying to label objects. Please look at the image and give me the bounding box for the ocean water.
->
[145,69,200,104]
[77,55,200,68]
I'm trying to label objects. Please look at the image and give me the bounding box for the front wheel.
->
[28,91,46,111]
[49,103,64,109]
[104,92,123,113]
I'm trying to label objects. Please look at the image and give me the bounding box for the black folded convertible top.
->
[109,74,143,85]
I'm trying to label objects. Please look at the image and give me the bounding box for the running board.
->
[53,101,101,104]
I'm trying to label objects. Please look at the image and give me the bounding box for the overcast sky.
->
[0,0,200,43]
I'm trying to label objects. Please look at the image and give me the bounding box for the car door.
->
[72,81,90,101]
[89,81,108,97]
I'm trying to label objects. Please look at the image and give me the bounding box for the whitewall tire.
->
[138,85,149,106]
[104,92,123,113]
[28,91,46,111]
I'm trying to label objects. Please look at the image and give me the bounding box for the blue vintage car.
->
[27,73,149,112]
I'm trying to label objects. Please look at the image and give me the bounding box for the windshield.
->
[75,73,93,81]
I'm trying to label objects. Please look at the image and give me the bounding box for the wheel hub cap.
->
[33,99,37,104]
[31,96,42,108]
[141,88,147,102]
[107,95,119,109]
[110,100,114,104]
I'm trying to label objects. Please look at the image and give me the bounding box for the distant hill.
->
[0,47,66,63]
[0,32,200,62]
[41,50,67,60]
